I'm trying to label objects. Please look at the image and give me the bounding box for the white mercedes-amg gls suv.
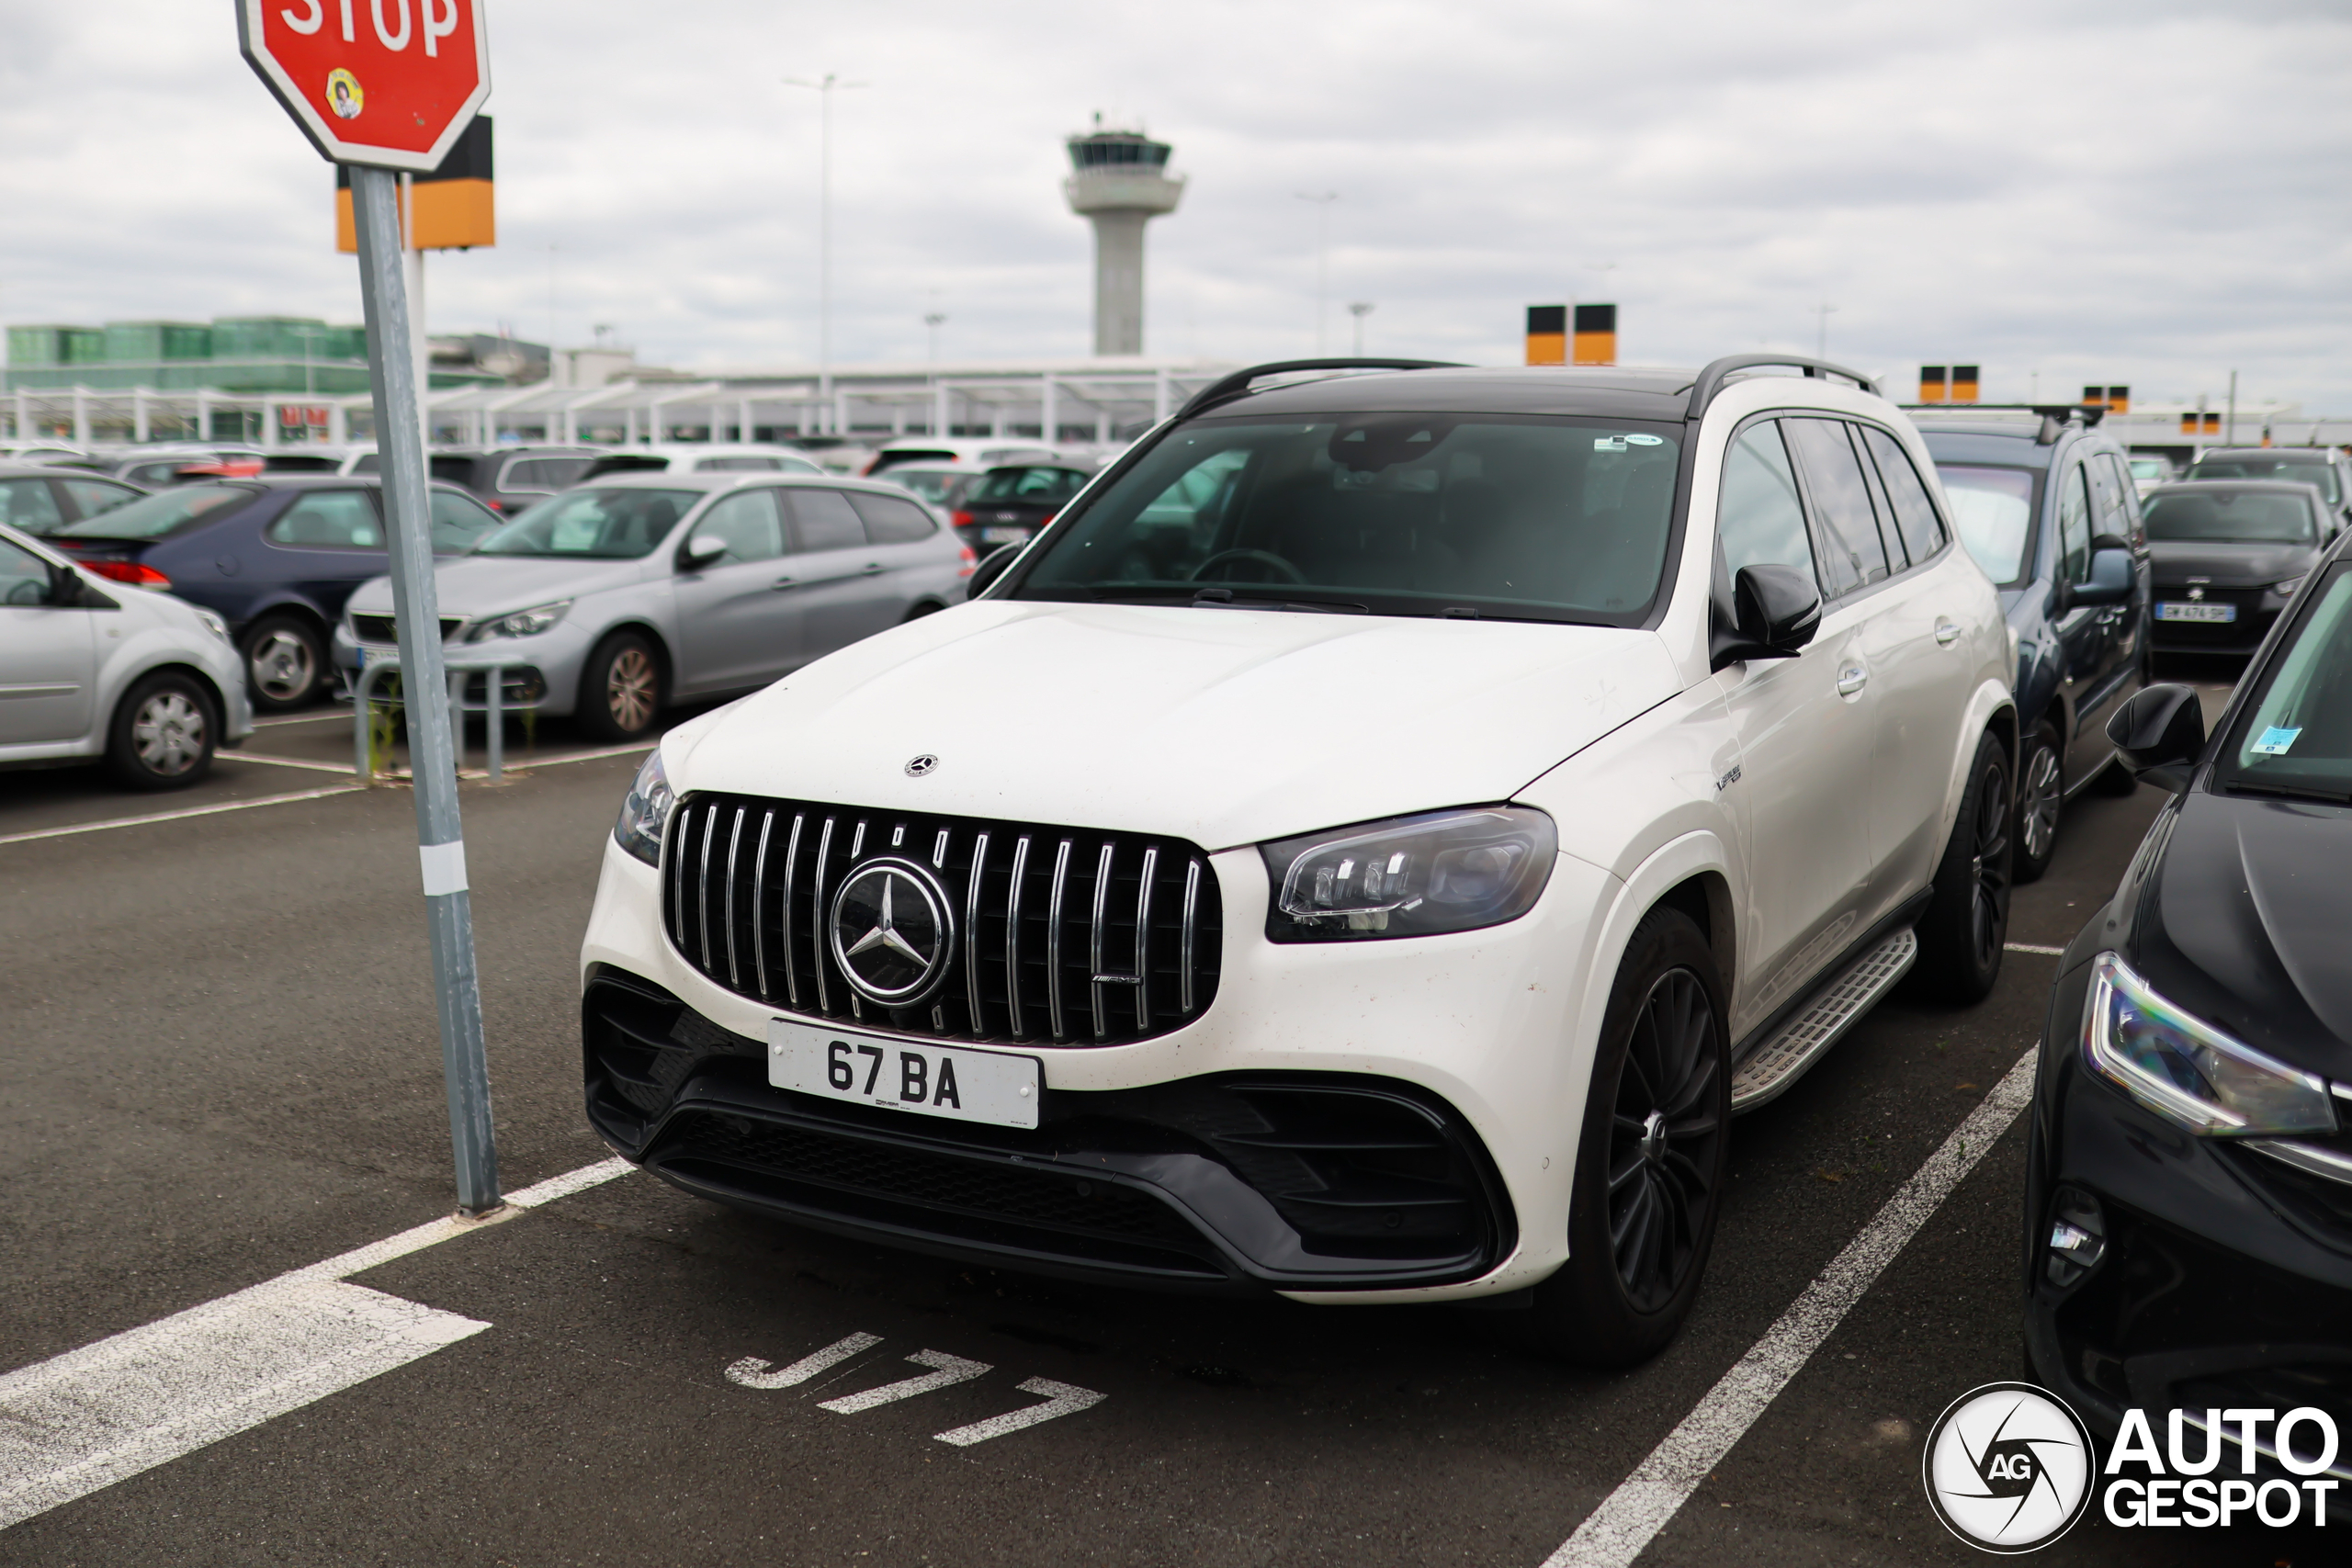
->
[581,355,2016,1363]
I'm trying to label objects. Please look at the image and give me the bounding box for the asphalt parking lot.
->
[0,668,2323,1566]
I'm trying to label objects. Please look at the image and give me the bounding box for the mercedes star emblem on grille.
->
[905,753,938,777]
[829,857,956,1006]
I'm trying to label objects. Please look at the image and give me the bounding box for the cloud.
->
[3,0,2348,411]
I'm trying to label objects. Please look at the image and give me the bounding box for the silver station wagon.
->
[334,471,972,739]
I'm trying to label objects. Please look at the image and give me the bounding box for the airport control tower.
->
[1064,123,1184,356]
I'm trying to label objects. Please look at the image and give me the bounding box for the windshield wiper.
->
[1191,587,1368,614]
[2224,777,2352,806]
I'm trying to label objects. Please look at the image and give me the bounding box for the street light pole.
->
[785,73,868,433]
[1347,301,1374,355]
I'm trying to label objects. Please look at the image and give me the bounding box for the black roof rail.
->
[1175,357,1468,422]
[1685,355,1881,417]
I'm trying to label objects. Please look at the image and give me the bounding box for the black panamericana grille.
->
[662,792,1223,1046]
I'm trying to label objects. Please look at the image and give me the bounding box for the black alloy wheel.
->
[1604,967,1726,1314]
[2013,724,2063,884]
[1511,907,1731,1367]
[1914,730,2013,1003]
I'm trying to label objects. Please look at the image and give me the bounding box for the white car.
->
[580,355,2015,1363]
[0,521,254,788]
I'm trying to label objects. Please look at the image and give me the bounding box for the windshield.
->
[1935,464,2038,582]
[2219,566,2352,801]
[887,469,958,504]
[2145,489,2316,545]
[2129,457,2172,480]
[51,484,255,540]
[2189,457,2339,505]
[471,488,695,558]
[1008,414,1682,623]
[970,467,1088,503]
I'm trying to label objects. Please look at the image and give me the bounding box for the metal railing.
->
[352,655,537,783]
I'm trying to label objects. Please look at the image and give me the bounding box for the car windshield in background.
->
[472,488,695,559]
[2220,566,2352,801]
[970,466,1088,503]
[50,483,254,540]
[2191,457,2340,505]
[1936,465,2036,583]
[2129,457,2172,480]
[2145,489,2315,544]
[1010,414,1682,623]
[887,469,959,505]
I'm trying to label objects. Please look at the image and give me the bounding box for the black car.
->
[351,445,602,516]
[1917,409,2151,882]
[2024,536,2352,1482]
[2143,480,2334,658]
[43,475,502,710]
[946,463,1093,555]
[2185,444,2352,532]
[0,464,147,535]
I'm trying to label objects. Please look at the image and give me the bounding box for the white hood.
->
[673,602,1683,852]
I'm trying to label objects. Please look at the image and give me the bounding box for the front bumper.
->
[581,827,1621,1301]
[2024,939,2352,1477]
[333,619,575,716]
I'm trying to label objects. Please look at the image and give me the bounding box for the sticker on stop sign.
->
[238,0,491,171]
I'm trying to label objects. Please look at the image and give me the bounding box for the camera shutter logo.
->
[829,858,956,1007]
[1923,1382,2095,1552]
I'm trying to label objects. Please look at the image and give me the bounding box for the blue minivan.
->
[39,475,501,710]
[1914,408,2153,882]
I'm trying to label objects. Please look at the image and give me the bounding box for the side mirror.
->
[2069,547,2134,607]
[967,541,1023,599]
[1736,563,1822,652]
[2108,683,2206,790]
[678,534,728,570]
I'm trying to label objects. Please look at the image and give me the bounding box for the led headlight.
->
[468,599,571,640]
[1261,805,1556,942]
[2272,576,2305,600]
[2081,952,2336,1135]
[612,749,674,867]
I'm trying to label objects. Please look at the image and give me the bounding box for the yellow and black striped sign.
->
[1525,305,1566,366]
[1918,367,1948,403]
[1951,365,1979,403]
[1573,304,1616,366]
[336,117,494,254]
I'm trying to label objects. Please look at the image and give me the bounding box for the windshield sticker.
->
[2253,726,2302,756]
[1625,434,1664,446]
[1593,436,1628,453]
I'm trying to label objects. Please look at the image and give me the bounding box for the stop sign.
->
[237,0,490,171]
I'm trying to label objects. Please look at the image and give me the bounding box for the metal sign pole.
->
[349,163,502,1216]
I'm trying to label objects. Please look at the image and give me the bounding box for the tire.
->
[576,630,663,742]
[242,614,325,712]
[1508,907,1731,1367]
[1913,730,2013,1005]
[2013,723,2064,885]
[901,600,944,623]
[105,670,216,791]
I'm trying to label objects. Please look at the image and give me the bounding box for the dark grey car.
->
[2143,479,2336,657]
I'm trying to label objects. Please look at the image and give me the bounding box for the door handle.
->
[859,563,886,577]
[1933,618,1962,646]
[1836,664,1869,697]
[769,576,797,591]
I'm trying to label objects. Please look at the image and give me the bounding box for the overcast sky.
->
[5,0,2349,411]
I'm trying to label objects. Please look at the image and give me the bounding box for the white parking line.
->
[232,752,359,774]
[0,1157,631,1531]
[0,784,364,847]
[1543,1047,2040,1568]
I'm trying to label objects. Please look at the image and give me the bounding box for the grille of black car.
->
[351,613,466,644]
[662,792,1223,1046]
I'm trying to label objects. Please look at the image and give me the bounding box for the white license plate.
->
[2158,602,2236,623]
[355,643,397,669]
[767,1019,1042,1129]
[979,525,1030,545]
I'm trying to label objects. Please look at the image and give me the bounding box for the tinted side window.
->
[267,491,382,549]
[2056,465,2093,584]
[1860,427,1948,566]
[61,479,143,520]
[847,490,937,544]
[689,490,786,565]
[0,478,64,533]
[430,489,502,552]
[2086,451,2132,540]
[786,488,868,552]
[1782,418,1888,596]
[428,457,481,488]
[700,457,782,473]
[1718,421,1817,584]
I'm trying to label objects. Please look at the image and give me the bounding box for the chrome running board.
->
[1730,928,1917,1114]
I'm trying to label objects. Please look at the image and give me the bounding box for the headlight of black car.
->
[2081,952,2337,1135]
[613,749,674,867]
[1261,806,1555,942]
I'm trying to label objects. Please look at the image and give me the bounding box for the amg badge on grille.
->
[829,857,956,1007]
